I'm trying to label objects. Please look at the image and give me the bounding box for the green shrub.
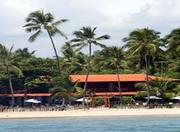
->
[164,92,175,100]
[134,91,147,99]
[122,96,133,105]
[95,98,104,106]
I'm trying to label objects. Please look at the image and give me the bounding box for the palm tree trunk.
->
[82,72,89,109]
[6,66,14,107]
[47,29,61,75]
[24,79,28,101]
[83,43,92,109]
[117,67,122,105]
[145,53,150,105]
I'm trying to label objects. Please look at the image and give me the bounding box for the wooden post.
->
[108,97,110,108]
[104,98,108,107]
[103,97,110,107]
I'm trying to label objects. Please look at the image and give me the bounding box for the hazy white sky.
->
[0,0,180,57]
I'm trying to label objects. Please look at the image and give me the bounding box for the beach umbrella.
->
[145,96,162,100]
[75,98,91,102]
[172,96,180,100]
[24,99,41,104]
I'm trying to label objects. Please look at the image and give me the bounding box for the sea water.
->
[0,116,180,132]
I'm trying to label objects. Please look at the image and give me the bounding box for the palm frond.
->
[71,38,83,42]
[53,27,67,39]
[96,35,110,40]
[73,31,86,39]
[71,42,86,47]
[10,65,23,77]
[24,25,41,32]
[45,12,54,22]
[94,42,107,48]
[92,27,97,32]
[28,30,42,42]
[9,45,14,53]
[23,23,38,27]
[53,19,68,26]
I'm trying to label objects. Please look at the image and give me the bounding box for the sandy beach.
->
[0,108,180,119]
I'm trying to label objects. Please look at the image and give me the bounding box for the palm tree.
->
[149,77,173,98]
[0,44,23,107]
[71,26,110,108]
[14,48,36,99]
[15,48,35,59]
[135,77,175,101]
[164,28,180,78]
[49,76,78,106]
[14,48,36,70]
[123,28,161,104]
[61,42,81,74]
[165,28,180,57]
[61,43,92,75]
[94,46,126,104]
[23,10,67,74]
[173,85,180,96]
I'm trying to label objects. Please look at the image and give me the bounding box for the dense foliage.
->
[0,10,179,106]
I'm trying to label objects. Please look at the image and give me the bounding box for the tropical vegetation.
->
[0,10,179,107]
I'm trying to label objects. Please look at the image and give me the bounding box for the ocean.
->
[0,116,180,132]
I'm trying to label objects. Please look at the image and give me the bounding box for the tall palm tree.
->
[14,48,36,99]
[0,44,23,107]
[94,46,126,104]
[23,10,67,74]
[123,28,161,104]
[71,26,110,108]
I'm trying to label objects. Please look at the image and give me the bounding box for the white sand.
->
[0,108,180,119]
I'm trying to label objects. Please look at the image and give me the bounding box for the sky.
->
[0,0,180,58]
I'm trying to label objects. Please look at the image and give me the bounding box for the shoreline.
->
[0,108,180,119]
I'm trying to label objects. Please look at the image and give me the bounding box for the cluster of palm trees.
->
[0,10,179,107]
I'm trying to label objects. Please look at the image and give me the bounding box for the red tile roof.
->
[0,93,51,97]
[0,92,137,97]
[70,74,157,82]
